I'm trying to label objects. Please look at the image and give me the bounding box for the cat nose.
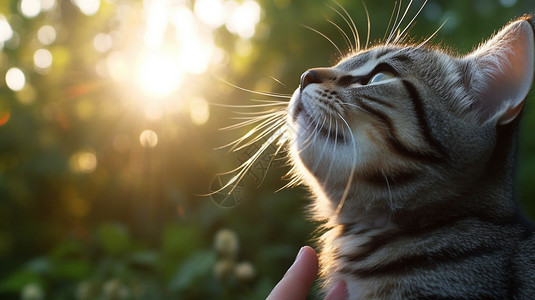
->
[300,68,334,91]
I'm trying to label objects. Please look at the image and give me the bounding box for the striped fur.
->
[287,15,535,299]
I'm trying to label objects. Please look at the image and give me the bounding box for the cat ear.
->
[465,17,534,125]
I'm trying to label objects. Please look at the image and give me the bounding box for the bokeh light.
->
[33,49,53,71]
[225,0,261,39]
[5,68,26,91]
[194,0,226,28]
[189,97,210,125]
[70,149,98,173]
[20,0,41,18]
[139,129,158,148]
[37,25,56,45]
[2,1,535,299]
[72,0,101,16]
[0,16,13,43]
[93,33,113,53]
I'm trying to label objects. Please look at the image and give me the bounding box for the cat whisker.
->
[231,119,288,152]
[382,169,395,212]
[312,115,331,172]
[250,99,290,104]
[392,0,428,45]
[361,0,371,49]
[330,2,360,51]
[216,113,286,151]
[255,127,290,189]
[214,126,287,195]
[231,109,286,117]
[269,76,288,88]
[327,19,355,53]
[295,113,324,155]
[383,0,399,42]
[216,76,293,99]
[220,111,285,131]
[387,0,411,45]
[416,18,448,48]
[227,117,287,152]
[334,112,357,217]
[339,101,371,115]
[212,102,288,110]
[301,24,344,57]
[323,116,341,185]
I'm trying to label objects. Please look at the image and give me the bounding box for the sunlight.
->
[95,0,262,123]
[136,52,183,98]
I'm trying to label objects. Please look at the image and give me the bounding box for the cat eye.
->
[368,71,396,84]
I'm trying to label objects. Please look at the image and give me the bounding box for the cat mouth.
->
[294,100,348,144]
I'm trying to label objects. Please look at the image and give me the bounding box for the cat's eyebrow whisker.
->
[302,24,344,57]
[416,18,448,48]
[387,0,411,45]
[392,0,428,45]
[383,0,399,42]
[362,0,371,50]
[327,19,355,53]
[330,2,360,51]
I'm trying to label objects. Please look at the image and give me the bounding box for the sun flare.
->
[136,53,183,98]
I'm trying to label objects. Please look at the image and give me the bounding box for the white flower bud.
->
[213,259,235,280]
[234,261,256,282]
[214,228,239,258]
[21,283,44,300]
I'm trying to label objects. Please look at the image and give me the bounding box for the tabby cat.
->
[285,11,535,300]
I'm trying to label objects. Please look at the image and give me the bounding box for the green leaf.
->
[127,251,158,268]
[168,250,216,292]
[50,259,92,280]
[0,270,42,293]
[161,224,202,259]
[97,223,131,256]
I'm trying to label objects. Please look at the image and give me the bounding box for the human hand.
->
[266,246,348,300]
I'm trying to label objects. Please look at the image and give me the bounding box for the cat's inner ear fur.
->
[464,16,534,125]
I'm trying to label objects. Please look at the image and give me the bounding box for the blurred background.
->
[0,0,534,299]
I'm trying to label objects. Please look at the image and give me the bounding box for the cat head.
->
[288,16,535,221]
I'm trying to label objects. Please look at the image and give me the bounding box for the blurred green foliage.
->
[0,0,534,299]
